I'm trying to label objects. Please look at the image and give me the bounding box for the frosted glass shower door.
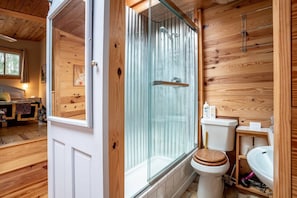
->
[124,1,197,196]
[147,8,197,181]
[149,85,191,178]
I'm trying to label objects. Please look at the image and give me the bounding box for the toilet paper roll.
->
[240,136,253,155]
[254,137,268,147]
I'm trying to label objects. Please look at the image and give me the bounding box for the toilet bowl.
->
[191,118,237,198]
[191,149,230,198]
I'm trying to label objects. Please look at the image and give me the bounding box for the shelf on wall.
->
[239,155,247,160]
[235,128,272,197]
[236,184,272,197]
[153,80,189,87]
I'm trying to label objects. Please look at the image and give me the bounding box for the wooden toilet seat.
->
[193,149,227,166]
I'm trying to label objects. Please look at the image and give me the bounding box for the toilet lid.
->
[193,149,227,166]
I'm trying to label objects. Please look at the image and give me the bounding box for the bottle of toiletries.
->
[210,106,216,119]
[203,102,209,119]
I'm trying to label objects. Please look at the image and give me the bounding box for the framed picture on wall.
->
[41,64,46,83]
[73,64,85,86]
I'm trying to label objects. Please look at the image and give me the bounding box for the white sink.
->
[247,146,273,189]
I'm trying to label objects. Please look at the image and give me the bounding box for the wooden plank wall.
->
[292,0,297,196]
[203,0,273,127]
[293,108,297,197]
[52,29,85,119]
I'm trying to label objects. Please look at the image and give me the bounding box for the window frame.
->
[0,46,22,79]
[47,0,93,128]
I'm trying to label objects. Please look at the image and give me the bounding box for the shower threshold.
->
[125,156,173,198]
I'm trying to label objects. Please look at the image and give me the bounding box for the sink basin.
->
[247,146,273,189]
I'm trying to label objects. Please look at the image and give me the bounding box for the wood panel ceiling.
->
[0,0,231,42]
[53,0,85,39]
[0,0,49,42]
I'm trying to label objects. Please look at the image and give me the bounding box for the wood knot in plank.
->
[117,68,122,78]
[112,142,117,149]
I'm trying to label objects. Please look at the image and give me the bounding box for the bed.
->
[0,85,41,124]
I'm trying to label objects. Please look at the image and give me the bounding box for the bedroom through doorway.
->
[0,121,47,146]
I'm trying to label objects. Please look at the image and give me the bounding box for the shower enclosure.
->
[125,1,198,197]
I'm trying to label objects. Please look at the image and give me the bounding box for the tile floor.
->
[181,175,266,198]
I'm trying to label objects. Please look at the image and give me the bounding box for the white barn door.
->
[46,0,110,197]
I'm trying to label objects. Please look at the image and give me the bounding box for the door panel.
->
[47,0,110,197]
[53,140,65,198]
[73,150,91,197]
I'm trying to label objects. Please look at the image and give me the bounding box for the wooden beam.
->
[0,8,45,24]
[273,0,291,197]
[195,9,204,148]
[109,0,125,197]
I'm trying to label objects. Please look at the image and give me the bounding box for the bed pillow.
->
[0,92,11,102]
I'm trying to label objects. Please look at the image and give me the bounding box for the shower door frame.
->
[124,1,199,196]
[146,0,199,184]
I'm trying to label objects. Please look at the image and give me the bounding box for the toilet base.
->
[197,175,224,198]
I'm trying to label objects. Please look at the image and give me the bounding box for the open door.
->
[47,0,110,197]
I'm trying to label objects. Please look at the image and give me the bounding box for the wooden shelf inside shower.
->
[153,81,189,87]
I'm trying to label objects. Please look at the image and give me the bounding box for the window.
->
[0,47,22,78]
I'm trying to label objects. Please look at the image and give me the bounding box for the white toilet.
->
[191,118,238,198]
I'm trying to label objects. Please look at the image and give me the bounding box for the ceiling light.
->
[0,34,17,42]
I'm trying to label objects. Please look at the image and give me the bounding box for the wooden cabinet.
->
[235,126,272,197]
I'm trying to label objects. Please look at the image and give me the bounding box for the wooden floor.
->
[0,121,48,198]
[181,175,239,198]
[4,181,48,198]
[0,164,48,198]
[0,121,47,146]
[181,175,269,198]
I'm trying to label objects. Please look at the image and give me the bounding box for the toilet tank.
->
[201,118,238,151]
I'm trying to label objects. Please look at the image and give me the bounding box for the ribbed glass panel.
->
[125,7,149,171]
[148,13,198,178]
[125,5,198,197]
